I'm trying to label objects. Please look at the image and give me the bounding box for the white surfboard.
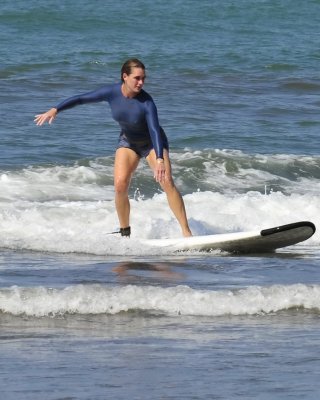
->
[142,221,316,253]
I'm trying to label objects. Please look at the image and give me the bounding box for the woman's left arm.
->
[145,100,166,182]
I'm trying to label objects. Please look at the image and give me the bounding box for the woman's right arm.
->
[34,85,112,126]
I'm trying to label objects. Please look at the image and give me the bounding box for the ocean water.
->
[1,0,320,399]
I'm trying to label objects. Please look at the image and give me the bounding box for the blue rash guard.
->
[56,82,168,159]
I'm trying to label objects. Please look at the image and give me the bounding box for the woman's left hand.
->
[154,159,166,183]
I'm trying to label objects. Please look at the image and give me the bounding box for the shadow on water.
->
[112,261,186,284]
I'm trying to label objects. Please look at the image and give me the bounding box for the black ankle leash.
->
[109,226,131,237]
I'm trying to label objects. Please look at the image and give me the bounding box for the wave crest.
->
[1,284,319,318]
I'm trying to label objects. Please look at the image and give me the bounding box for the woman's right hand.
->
[34,108,58,126]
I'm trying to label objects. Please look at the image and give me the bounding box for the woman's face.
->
[122,67,145,96]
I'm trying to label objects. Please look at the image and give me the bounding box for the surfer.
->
[34,58,192,237]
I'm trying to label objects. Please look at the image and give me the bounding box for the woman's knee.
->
[114,176,130,195]
[160,176,175,192]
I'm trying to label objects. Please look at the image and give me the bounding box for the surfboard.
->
[142,221,316,253]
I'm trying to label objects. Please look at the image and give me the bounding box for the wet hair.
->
[121,58,145,82]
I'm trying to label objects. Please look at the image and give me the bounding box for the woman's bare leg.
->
[147,149,192,237]
[114,148,140,229]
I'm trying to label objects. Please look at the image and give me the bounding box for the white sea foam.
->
[0,283,319,317]
[0,152,319,254]
[0,164,114,202]
[0,190,318,254]
[172,149,320,195]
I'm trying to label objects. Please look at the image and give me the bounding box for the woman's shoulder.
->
[138,89,154,103]
[92,81,122,100]
[99,81,121,93]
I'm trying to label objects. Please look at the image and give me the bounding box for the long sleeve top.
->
[56,82,165,158]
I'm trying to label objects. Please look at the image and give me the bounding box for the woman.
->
[34,58,192,237]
